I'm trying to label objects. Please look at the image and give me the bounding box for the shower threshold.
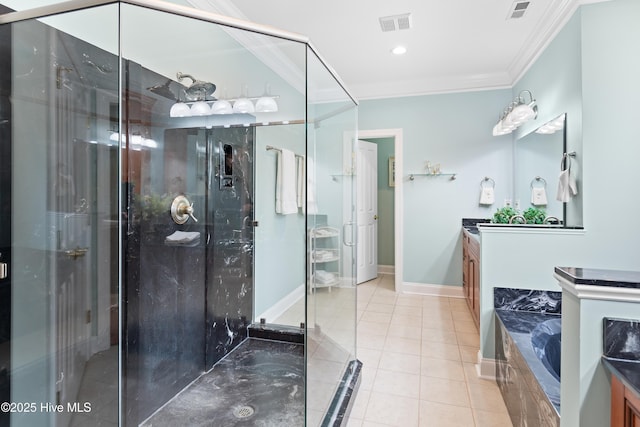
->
[140,338,304,427]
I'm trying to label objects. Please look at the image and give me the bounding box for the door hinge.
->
[86,310,91,324]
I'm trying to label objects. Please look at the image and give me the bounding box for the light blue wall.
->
[359,90,512,286]
[512,11,584,226]
[254,124,306,320]
[478,0,640,386]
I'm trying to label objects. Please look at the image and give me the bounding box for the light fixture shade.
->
[211,99,233,114]
[510,102,536,123]
[255,96,278,113]
[191,100,211,116]
[233,98,255,114]
[170,102,191,117]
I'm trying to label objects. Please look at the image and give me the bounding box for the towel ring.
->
[530,176,546,189]
[480,176,495,189]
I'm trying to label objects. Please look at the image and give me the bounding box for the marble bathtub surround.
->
[494,287,562,314]
[495,287,561,426]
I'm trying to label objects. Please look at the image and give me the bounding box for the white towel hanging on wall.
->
[530,177,548,206]
[556,153,578,202]
[275,149,298,214]
[479,177,495,206]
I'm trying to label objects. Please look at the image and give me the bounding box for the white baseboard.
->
[255,284,304,323]
[475,350,497,380]
[401,282,464,298]
[378,265,395,275]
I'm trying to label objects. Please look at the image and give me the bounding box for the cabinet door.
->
[611,374,640,427]
[462,238,469,300]
[470,254,480,324]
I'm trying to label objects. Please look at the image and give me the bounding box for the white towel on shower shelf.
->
[276,149,298,215]
[165,231,200,243]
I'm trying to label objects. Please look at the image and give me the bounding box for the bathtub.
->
[495,309,561,427]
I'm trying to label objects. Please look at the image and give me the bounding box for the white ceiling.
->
[2,0,609,101]
[186,0,608,100]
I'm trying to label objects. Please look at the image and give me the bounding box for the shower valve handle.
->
[182,203,198,223]
[171,195,198,224]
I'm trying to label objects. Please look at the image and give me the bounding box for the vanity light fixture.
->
[535,113,566,134]
[169,85,279,117]
[492,90,537,136]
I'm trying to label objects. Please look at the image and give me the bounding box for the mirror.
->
[514,113,566,224]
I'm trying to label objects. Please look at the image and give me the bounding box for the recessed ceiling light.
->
[391,46,407,55]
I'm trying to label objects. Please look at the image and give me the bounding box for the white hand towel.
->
[556,169,571,202]
[531,187,548,206]
[276,149,298,215]
[479,187,495,205]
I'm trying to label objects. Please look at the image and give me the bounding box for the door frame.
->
[352,128,403,293]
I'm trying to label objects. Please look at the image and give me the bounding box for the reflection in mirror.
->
[514,113,566,224]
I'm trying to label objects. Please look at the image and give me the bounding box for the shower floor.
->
[140,338,304,427]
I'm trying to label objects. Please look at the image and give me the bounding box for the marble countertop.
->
[554,267,640,288]
[602,317,640,399]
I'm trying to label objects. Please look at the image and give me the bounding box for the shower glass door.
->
[2,4,120,427]
[306,47,358,425]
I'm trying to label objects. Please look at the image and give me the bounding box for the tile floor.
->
[347,274,513,427]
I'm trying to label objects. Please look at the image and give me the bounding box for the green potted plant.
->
[523,207,546,224]
[492,206,519,224]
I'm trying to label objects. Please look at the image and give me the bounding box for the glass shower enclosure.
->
[0,1,358,426]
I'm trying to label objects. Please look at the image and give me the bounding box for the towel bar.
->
[266,145,305,159]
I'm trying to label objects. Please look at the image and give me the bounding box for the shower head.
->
[176,72,216,101]
[147,79,176,100]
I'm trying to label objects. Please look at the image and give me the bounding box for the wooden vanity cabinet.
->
[462,229,480,327]
[611,375,640,427]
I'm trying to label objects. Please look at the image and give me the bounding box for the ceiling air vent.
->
[507,1,530,19]
[379,13,412,32]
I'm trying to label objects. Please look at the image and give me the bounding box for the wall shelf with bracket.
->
[409,173,457,181]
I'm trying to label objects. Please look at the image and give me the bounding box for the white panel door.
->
[356,140,378,284]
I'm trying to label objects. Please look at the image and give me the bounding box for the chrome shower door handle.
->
[342,222,356,247]
[0,262,7,279]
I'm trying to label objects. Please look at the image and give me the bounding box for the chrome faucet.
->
[543,216,560,225]
[509,215,526,224]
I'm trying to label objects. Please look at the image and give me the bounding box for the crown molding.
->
[350,72,513,101]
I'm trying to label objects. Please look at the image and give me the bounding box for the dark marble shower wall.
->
[205,127,254,368]
[123,63,256,423]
